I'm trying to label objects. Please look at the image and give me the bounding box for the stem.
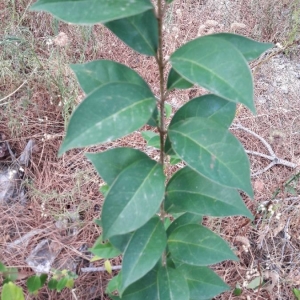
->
[157,0,167,265]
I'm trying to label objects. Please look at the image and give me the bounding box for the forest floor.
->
[1,0,300,299]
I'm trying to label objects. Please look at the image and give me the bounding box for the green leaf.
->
[71,60,151,95]
[90,240,121,259]
[167,68,193,90]
[147,106,159,127]
[165,167,253,219]
[212,33,273,61]
[1,282,25,300]
[247,276,264,290]
[170,35,255,112]
[87,148,149,185]
[177,264,229,299]
[293,288,300,300]
[40,274,48,286]
[169,155,181,165]
[110,233,133,252]
[164,217,172,230]
[165,94,236,155]
[3,268,18,282]
[147,136,160,149]
[106,272,121,295]
[59,82,156,155]
[157,266,189,300]
[164,103,172,119]
[56,277,68,292]
[120,216,167,294]
[166,212,203,236]
[101,156,165,239]
[141,131,158,141]
[0,261,7,272]
[120,268,158,300]
[105,9,158,56]
[65,279,74,289]
[30,0,154,24]
[168,224,237,265]
[168,117,253,197]
[234,285,243,296]
[99,184,110,197]
[48,279,58,290]
[26,276,42,294]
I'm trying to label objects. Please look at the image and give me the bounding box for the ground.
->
[0,0,300,299]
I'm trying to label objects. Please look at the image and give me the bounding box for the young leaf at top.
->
[176,264,229,300]
[170,35,255,112]
[30,0,154,25]
[71,60,151,95]
[165,166,253,219]
[87,148,149,185]
[212,33,273,61]
[168,224,238,265]
[168,117,253,197]
[59,82,156,155]
[165,94,236,155]
[120,216,167,295]
[157,266,189,300]
[167,68,193,90]
[105,9,158,56]
[101,156,165,239]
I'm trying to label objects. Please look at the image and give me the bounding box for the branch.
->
[81,265,122,273]
[231,123,298,177]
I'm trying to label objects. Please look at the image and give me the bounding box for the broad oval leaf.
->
[26,275,42,293]
[157,267,189,300]
[212,33,274,61]
[120,216,167,294]
[168,117,253,197]
[30,0,154,24]
[71,60,150,95]
[110,233,133,253]
[102,157,165,239]
[168,224,237,265]
[170,35,255,112]
[1,282,25,300]
[167,68,193,90]
[120,268,159,300]
[166,212,203,237]
[86,148,149,185]
[165,167,253,219]
[177,264,229,300]
[105,9,158,56]
[59,82,156,155]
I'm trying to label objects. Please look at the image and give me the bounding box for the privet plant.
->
[30,0,273,299]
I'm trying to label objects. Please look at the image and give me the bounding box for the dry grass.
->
[1,0,300,299]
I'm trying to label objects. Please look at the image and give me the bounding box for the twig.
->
[0,81,27,102]
[81,265,122,273]
[231,123,298,177]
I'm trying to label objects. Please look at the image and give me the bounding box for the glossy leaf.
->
[120,268,158,300]
[170,35,255,112]
[105,9,158,56]
[106,272,121,296]
[1,282,24,300]
[169,155,181,165]
[212,33,273,61]
[165,103,172,119]
[167,68,193,90]
[120,216,167,294]
[141,131,158,141]
[157,267,189,300]
[166,212,203,236]
[89,240,121,259]
[168,117,253,197]
[165,94,236,155]
[30,0,153,24]
[168,224,237,265]
[101,157,165,239]
[177,264,229,300]
[87,148,149,185]
[71,60,150,95]
[165,167,253,219]
[59,83,156,155]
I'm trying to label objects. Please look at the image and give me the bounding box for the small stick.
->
[81,265,122,273]
[0,81,27,102]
